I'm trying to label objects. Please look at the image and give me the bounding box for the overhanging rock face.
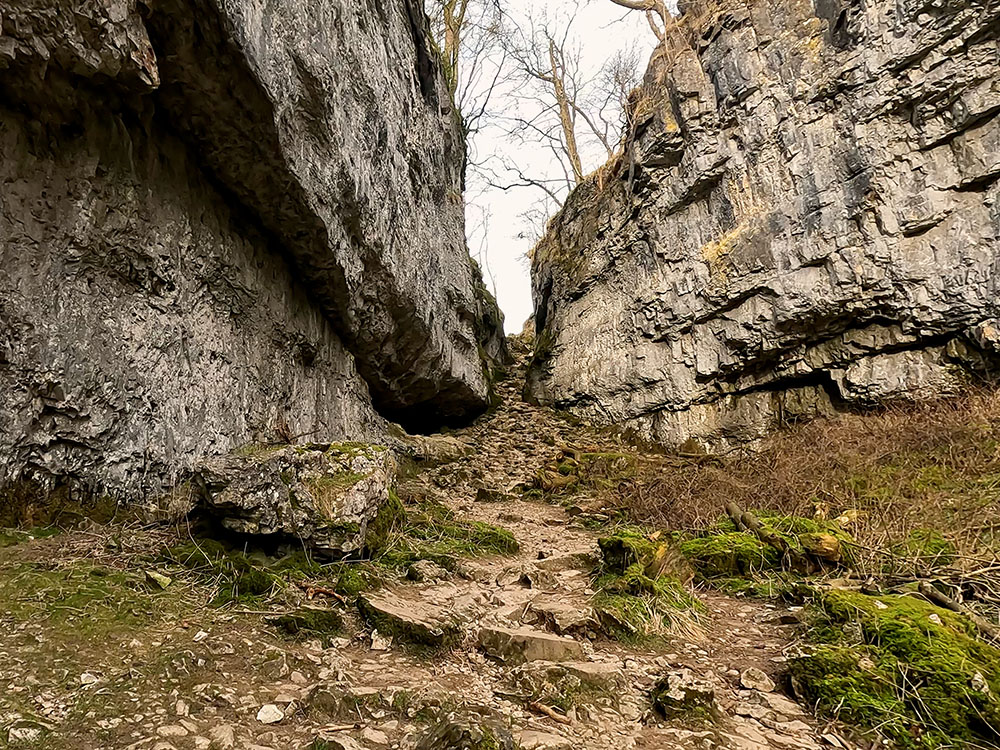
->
[528,0,1000,450]
[0,0,503,498]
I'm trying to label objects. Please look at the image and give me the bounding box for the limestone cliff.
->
[0,0,504,498]
[528,0,1000,449]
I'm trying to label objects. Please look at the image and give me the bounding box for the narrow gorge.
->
[1,1,999,750]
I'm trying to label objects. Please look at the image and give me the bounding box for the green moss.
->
[680,532,781,577]
[891,529,957,569]
[269,607,343,644]
[791,590,1000,748]
[711,574,811,603]
[0,561,175,639]
[330,562,388,596]
[680,511,856,578]
[162,540,277,606]
[597,528,658,574]
[363,488,407,556]
[650,674,717,725]
[0,526,61,548]
[375,497,519,570]
[234,442,285,458]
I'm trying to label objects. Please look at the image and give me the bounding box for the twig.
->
[294,580,348,606]
[528,701,572,725]
[917,582,1000,641]
[725,501,809,570]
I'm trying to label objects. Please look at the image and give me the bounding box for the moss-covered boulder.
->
[651,669,718,723]
[269,607,343,644]
[790,590,1000,748]
[593,528,702,641]
[678,512,856,579]
[679,532,781,577]
[194,442,395,556]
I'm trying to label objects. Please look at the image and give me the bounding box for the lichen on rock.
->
[195,443,396,556]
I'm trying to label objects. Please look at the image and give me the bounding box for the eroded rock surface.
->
[528,0,1000,449]
[0,0,503,499]
[195,443,395,555]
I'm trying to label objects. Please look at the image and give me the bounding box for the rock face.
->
[0,0,504,499]
[528,0,1000,449]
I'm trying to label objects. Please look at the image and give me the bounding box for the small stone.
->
[256,704,284,724]
[651,669,717,720]
[208,724,236,748]
[157,725,189,738]
[145,569,173,589]
[80,672,99,686]
[407,559,449,582]
[740,667,776,692]
[8,725,44,743]
[361,726,389,745]
[370,629,391,651]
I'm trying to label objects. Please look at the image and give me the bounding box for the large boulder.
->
[0,0,504,501]
[527,0,1000,450]
[195,443,395,556]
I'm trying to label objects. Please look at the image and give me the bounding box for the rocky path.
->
[328,351,840,750]
[0,349,851,750]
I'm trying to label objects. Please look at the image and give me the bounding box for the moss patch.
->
[373,496,519,570]
[680,532,781,578]
[679,512,855,579]
[269,607,343,644]
[593,528,702,642]
[790,590,1000,748]
[161,540,278,606]
[0,561,176,639]
[0,526,61,549]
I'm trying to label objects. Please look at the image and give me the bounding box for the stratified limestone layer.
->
[528,0,1000,449]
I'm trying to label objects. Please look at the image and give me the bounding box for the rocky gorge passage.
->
[528,0,1000,450]
[0,348,854,750]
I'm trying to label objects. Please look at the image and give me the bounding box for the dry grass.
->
[602,391,1000,574]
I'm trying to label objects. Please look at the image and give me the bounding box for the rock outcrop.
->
[195,443,395,556]
[0,0,504,499]
[528,0,1000,449]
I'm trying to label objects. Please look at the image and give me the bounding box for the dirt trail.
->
[0,349,847,750]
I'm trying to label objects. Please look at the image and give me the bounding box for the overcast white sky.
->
[460,1,658,332]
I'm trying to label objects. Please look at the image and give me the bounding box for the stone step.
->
[478,625,585,665]
[358,591,462,648]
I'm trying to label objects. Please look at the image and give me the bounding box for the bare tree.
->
[604,0,671,40]
[485,9,640,207]
[425,0,506,140]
